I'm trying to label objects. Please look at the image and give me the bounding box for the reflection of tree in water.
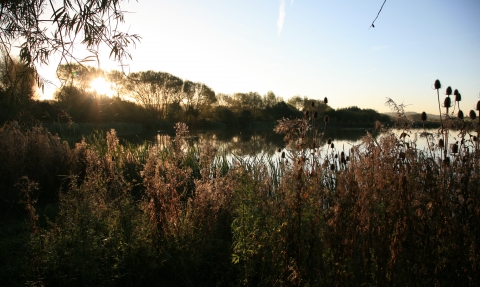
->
[322,129,380,144]
[192,130,283,157]
[146,128,379,158]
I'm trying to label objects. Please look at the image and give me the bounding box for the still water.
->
[121,126,478,158]
[121,127,448,156]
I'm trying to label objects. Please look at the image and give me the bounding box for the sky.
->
[37,0,480,115]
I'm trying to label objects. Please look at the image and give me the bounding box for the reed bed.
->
[0,80,479,286]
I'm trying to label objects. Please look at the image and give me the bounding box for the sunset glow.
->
[89,77,115,97]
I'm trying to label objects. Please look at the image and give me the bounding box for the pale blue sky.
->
[40,0,480,114]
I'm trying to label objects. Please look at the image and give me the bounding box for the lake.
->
[120,126,467,159]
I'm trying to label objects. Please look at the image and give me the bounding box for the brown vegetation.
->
[0,80,479,286]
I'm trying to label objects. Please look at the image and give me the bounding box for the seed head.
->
[313,111,318,119]
[446,86,452,96]
[327,138,332,144]
[311,101,315,107]
[438,139,444,148]
[443,157,450,165]
[477,100,480,111]
[434,79,441,90]
[330,164,335,171]
[421,112,427,122]
[458,110,464,120]
[454,89,461,101]
[324,115,329,123]
[277,148,281,153]
[444,97,451,108]
[451,143,459,154]
[470,110,477,120]
[281,151,285,158]
[324,97,328,104]
[473,136,477,142]
[330,143,334,149]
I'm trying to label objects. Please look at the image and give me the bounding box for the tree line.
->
[1,60,391,128]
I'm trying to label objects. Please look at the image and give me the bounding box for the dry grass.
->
[1,81,479,286]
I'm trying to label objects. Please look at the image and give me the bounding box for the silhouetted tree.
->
[0,0,140,89]
[0,54,36,112]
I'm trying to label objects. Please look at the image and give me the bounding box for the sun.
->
[89,77,115,97]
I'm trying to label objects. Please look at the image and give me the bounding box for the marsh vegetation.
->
[1,80,479,286]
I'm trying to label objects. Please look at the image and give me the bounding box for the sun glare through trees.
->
[88,77,115,97]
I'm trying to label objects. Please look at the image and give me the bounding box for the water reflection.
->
[122,128,381,157]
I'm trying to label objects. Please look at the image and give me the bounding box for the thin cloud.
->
[277,0,286,36]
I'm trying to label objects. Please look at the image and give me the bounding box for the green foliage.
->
[28,146,156,286]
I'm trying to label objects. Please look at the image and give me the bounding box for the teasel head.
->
[277,148,281,153]
[451,142,459,154]
[458,110,464,120]
[473,136,477,142]
[421,112,427,122]
[330,164,335,171]
[446,86,452,96]
[324,97,328,104]
[477,100,480,111]
[327,138,332,145]
[438,138,444,148]
[454,89,461,102]
[443,156,450,166]
[434,79,441,90]
[304,110,309,118]
[324,115,329,123]
[313,111,318,119]
[330,143,335,149]
[470,110,477,120]
[281,151,286,159]
[444,97,451,108]
[311,101,315,107]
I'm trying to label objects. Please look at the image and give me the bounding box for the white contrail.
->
[277,0,286,36]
